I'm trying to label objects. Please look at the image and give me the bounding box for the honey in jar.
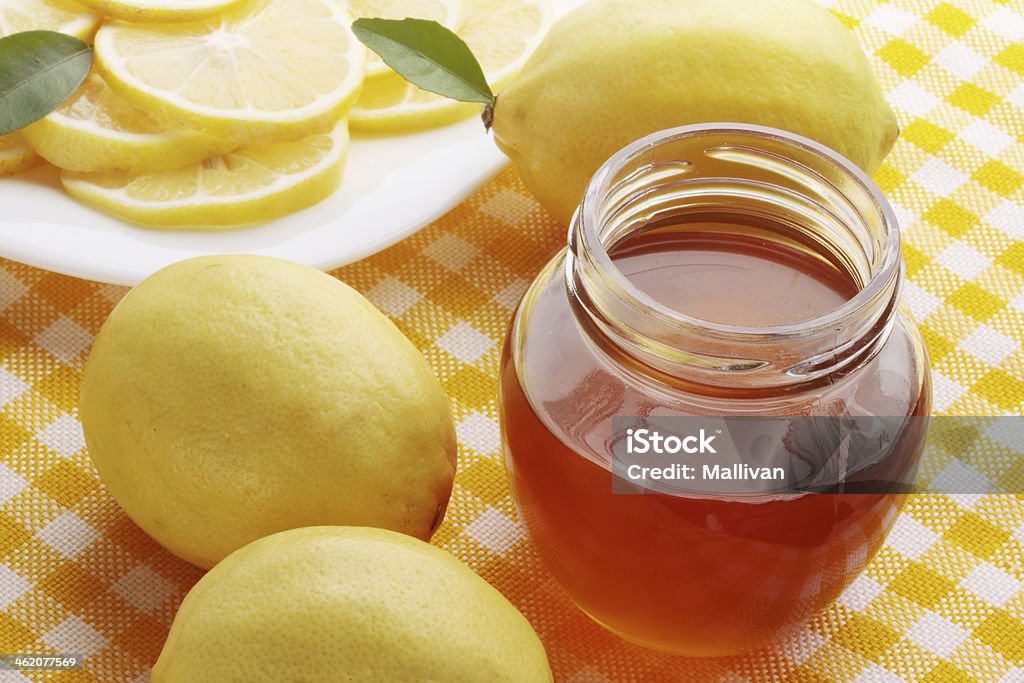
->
[499,125,931,656]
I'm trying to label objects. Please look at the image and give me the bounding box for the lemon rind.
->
[358,0,465,81]
[0,135,43,177]
[74,0,248,22]
[62,122,349,229]
[24,113,235,173]
[93,3,366,145]
[0,0,102,41]
[349,0,553,132]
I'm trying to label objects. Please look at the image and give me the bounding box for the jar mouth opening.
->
[578,123,902,342]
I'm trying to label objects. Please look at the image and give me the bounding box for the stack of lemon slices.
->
[2,0,552,228]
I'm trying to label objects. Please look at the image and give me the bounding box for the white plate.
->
[0,0,583,286]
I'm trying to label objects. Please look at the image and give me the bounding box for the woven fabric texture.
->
[1,0,1023,681]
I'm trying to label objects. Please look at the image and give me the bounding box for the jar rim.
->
[577,123,902,342]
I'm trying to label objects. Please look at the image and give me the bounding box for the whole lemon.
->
[493,0,899,224]
[80,255,456,569]
[152,526,552,682]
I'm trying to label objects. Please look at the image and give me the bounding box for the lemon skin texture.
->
[80,255,457,569]
[492,0,899,224]
[151,527,553,683]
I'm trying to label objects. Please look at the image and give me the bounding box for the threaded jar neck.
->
[566,124,903,392]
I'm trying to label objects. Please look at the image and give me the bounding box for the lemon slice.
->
[62,120,349,229]
[74,0,245,23]
[349,0,553,132]
[0,134,43,176]
[24,73,235,174]
[0,0,100,40]
[347,0,463,81]
[94,0,366,144]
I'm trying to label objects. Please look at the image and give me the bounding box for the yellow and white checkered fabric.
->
[1,0,1023,681]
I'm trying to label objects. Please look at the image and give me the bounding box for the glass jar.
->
[499,124,931,656]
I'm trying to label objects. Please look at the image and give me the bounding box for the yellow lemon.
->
[80,256,457,569]
[492,0,899,224]
[152,527,552,682]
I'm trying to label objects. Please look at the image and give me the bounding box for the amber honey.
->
[499,125,932,656]
[501,227,930,655]
[610,228,858,326]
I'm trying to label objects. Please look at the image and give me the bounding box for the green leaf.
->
[352,18,494,105]
[0,30,92,136]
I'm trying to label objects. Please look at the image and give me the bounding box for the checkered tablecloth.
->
[1,0,1023,681]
